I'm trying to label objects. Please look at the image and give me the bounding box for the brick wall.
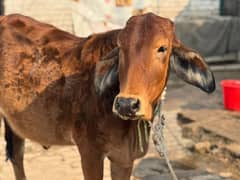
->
[3,0,220,34]
[4,0,74,33]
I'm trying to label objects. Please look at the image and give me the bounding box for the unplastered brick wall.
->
[3,0,220,34]
[150,0,220,20]
[4,0,74,33]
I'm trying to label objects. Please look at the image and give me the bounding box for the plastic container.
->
[221,80,240,112]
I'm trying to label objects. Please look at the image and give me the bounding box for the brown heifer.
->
[0,13,215,180]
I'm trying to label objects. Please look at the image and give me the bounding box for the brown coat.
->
[0,13,215,180]
[0,14,148,180]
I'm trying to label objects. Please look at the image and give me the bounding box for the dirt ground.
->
[0,70,239,180]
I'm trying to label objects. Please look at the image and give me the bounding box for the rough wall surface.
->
[4,0,73,33]
[3,0,220,34]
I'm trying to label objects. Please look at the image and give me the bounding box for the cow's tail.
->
[3,118,13,161]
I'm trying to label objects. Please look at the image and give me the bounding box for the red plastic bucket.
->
[221,80,240,112]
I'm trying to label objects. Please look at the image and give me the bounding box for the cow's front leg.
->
[77,144,104,180]
[110,161,133,180]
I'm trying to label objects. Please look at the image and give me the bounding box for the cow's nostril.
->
[130,99,140,113]
[115,98,120,110]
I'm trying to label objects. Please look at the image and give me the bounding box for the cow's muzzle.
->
[114,97,140,119]
[113,95,152,120]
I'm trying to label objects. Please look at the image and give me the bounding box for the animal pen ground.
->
[0,70,239,180]
[0,0,240,180]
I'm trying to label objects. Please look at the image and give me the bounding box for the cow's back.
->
[0,14,88,145]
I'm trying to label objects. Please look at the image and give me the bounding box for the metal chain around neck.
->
[151,87,179,180]
[136,87,178,180]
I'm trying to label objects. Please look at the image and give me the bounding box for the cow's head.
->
[95,13,215,121]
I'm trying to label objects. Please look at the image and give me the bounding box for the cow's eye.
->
[157,46,167,53]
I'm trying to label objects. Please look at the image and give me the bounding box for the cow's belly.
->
[0,87,76,146]
[1,106,75,146]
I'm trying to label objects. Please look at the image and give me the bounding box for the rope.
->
[137,120,144,153]
[144,121,149,143]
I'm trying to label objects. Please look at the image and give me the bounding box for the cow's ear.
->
[95,48,119,96]
[171,38,215,93]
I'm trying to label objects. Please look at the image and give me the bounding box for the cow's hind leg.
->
[4,119,26,180]
[110,161,133,180]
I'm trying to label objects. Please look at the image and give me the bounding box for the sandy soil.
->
[0,71,239,180]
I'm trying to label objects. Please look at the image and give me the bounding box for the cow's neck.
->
[77,30,120,108]
[69,30,120,120]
